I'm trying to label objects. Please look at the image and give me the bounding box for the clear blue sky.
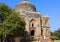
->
[0,0,60,32]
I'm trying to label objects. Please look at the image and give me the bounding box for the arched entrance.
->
[31,30,35,36]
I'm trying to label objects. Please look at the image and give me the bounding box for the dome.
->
[15,0,36,12]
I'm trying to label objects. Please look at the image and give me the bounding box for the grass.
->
[54,40,60,42]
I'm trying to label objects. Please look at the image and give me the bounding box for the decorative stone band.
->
[29,27,36,31]
[26,13,40,18]
[41,26,50,28]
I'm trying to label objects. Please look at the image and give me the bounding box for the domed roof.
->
[15,0,36,12]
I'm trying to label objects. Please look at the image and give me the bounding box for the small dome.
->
[15,0,36,12]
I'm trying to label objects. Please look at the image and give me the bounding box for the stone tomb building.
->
[15,0,50,42]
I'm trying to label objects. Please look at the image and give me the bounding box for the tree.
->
[0,3,12,37]
[0,3,26,36]
[0,3,12,42]
[3,11,25,36]
[0,3,12,23]
[54,28,60,40]
[50,32,57,40]
[50,28,60,40]
[0,3,26,42]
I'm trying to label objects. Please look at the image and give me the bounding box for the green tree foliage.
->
[0,3,12,22]
[3,11,25,36]
[50,36,56,40]
[50,28,60,40]
[50,32,57,40]
[0,3,26,37]
[50,32,55,36]
[0,24,4,35]
[54,28,60,40]
[0,3,12,36]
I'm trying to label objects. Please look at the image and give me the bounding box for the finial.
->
[23,0,27,1]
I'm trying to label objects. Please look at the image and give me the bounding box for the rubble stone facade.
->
[15,0,50,42]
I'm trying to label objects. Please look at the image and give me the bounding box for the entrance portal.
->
[31,30,35,36]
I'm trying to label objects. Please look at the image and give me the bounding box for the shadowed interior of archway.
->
[31,30,35,36]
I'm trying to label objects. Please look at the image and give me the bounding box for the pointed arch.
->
[29,18,36,28]
[30,19,36,22]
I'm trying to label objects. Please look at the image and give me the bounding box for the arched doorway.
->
[31,30,35,36]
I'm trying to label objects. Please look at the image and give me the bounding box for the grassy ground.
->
[54,40,60,42]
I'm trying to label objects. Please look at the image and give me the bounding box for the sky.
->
[0,0,60,32]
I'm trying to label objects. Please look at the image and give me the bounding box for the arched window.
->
[30,19,36,28]
[32,23,34,27]
[41,29,43,35]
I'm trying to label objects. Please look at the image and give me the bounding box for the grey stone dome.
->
[15,0,36,12]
